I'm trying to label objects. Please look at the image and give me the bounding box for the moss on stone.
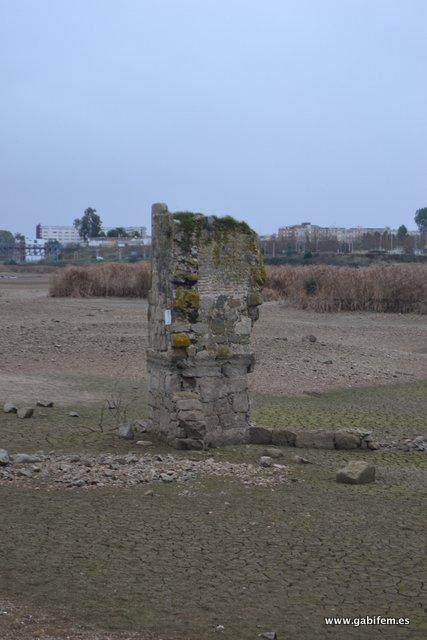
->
[172,288,200,312]
[215,346,232,359]
[171,333,191,348]
[251,261,266,287]
[248,291,263,306]
[173,271,199,285]
[212,215,251,235]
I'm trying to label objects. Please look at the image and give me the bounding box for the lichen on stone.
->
[171,333,191,348]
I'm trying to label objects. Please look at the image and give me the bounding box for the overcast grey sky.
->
[0,0,425,236]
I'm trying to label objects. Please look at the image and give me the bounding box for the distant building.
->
[36,224,80,244]
[103,226,147,238]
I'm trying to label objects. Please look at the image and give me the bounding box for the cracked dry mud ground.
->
[0,273,426,640]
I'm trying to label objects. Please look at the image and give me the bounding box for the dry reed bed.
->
[265,264,427,313]
[49,263,151,298]
[49,262,426,313]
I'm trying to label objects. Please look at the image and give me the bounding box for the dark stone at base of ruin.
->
[248,426,272,444]
[271,429,297,447]
[295,430,336,449]
[248,427,375,451]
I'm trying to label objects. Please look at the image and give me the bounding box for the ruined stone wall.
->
[147,203,264,449]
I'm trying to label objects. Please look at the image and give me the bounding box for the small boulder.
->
[259,456,273,468]
[302,335,317,343]
[136,439,153,447]
[294,455,311,464]
[3,403,17,414]
[0,449,10,466]
[336,460,375,485]
[262,447,283,458]
[36,400,54,407]
[17,407,34,419]
[118,423,134,440]
[135,420,150,433]
[69,411,80,417]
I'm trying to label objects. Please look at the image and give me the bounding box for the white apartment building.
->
[36,224,80,244]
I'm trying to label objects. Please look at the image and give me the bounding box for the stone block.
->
[248,426,273,444]
[271,429,297,447]
[334,430,362,450]
[295,430,335,449]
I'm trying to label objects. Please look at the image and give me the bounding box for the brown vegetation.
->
[49,262,426,313]
[264,264,427,313]
[49,263,151,298]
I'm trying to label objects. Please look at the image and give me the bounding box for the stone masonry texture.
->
[147,203,265,449]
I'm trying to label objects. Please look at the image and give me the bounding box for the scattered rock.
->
[69,411,80,417]
[367,440,381,450]
[17,469,33,478]
[336,460,376,485]
[3,403,17,414]
[259,456,273,468]
[14,453,42,464]
[293,455,311,464]
[397,435,427,452]
[69,455,81,462]
[36,400,54,407]
[144,489,154,496]
[17,407,34,419]
[160,473,174,482]
[135,420,150,432]
[0,449,10,466]
[136,439,153,446]
[262,447,283,458]
[302,390,322,398]
[260,632,277,640]
[118,423,134,440]
[302,334,317,343]
[71,479,86,487]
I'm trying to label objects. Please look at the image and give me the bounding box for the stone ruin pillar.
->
[147,203,265,449]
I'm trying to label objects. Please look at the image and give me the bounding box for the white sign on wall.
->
[164,309,172,325]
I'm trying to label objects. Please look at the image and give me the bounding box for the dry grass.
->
[49,263,151,298]
[265,264,427,313]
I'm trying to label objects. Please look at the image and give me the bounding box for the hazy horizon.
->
[1,0,426,237]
